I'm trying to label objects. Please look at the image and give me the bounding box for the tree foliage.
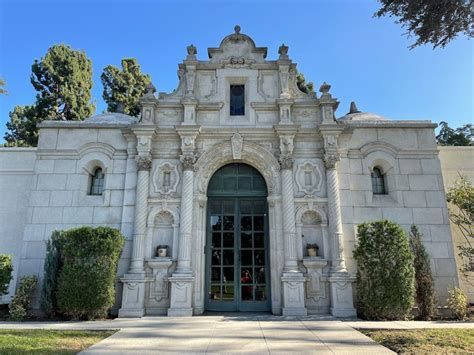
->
[56,226,125,320]
[353,220,415,320]
[0,254,13,296]
[436,121,472,146]
[296,72,314,94]
[0,78,6,94]
[409,225,436,320]
[3,44,95,146]
[447,286,469,320]
[375,0,474,49]
[446,175,474,278]
[101,58,151,117]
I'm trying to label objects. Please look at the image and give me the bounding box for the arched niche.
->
[295,207,329,260]
[146,207,179,260]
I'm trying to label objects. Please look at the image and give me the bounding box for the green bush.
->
[409,225,437,320]
[447,287,468,320]
[9,275,38,321]
[0,254,13,296]
[353,220,415,320]
[56,226,125,320]
[40,231,63,317]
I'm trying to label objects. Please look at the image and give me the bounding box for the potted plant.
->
[306,243,319,257]
[156,245,169,257]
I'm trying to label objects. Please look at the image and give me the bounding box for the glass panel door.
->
[205,197,270,312]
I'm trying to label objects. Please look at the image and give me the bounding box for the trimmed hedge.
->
[353,220,415,320]
[9,275,38,321]
[0,254,13,296]
[56,226,125,320]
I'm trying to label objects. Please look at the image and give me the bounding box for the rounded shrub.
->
[353,220,415,320]
[9,275,38,321]
[0,254,13,296]
[56,226,125,320]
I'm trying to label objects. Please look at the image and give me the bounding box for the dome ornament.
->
[349,101,361,114]
[234,25,241,34]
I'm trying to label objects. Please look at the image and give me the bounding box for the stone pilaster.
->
[168,125,200,317]
[119,128,155,318]
[275,125,307,316]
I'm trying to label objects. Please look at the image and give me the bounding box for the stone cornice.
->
[341,120,437,129]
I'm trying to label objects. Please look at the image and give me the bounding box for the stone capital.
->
[180,154,196,171]
[323,152,339,170]
[136,155,152,171]
[279,153,294,170]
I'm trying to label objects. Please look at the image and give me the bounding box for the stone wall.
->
[0,148,37,303]
[439,146,474,303]
[15,126,133,311]
[339,126,459,304]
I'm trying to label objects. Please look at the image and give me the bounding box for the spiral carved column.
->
[324,153,346,272]
[129,156,152,274]
[176,156,195,273]
[280,156,298,272]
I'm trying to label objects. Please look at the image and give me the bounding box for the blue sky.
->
[0,0,472,142]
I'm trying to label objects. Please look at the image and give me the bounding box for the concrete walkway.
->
[0,315,472,354]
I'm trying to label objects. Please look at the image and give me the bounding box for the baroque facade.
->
[0,26,460,317]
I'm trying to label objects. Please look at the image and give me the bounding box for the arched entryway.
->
[204,163,271,312]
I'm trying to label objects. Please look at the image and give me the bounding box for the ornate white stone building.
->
[0,26,460,317]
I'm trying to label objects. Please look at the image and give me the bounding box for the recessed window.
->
[89,168,104,195]
[230,85,245,116]
[371,167,386,195]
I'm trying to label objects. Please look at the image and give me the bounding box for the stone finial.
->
[187,44,197,56]
[349,101,361,114]
[278,44,289,59]
[278,44,288,56]
[234,25,241,34]
[319,82,331,95]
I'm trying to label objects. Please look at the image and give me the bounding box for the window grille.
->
[90,168,104,195]
[371,167,386,194]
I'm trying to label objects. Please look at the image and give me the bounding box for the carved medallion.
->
[295,161,322,195]
[152,162,180,195]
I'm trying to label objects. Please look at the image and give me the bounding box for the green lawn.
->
[361,328,474,353]
[0,329,116,354]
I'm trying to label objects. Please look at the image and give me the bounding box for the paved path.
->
[1,315,472,354]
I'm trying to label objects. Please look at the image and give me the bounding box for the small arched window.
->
[89,168,104,195]
[371,167,386,195]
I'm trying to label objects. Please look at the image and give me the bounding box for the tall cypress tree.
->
[409,225,437,320]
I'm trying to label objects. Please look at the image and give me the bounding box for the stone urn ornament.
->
[156,245,169,257]
[306,243,319,257]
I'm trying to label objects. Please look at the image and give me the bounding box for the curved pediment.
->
[207,25,267,65]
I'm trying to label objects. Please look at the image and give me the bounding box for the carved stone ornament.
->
[324,135,337,147]
[187,44,197,56]
[278,43,288,56]
[279,153,294,170]
[136,155,152,171]
[231,133,243,159]
[295,161,322,195]
[152,162,180,195]
[180,154,196,171]
[323,152,339,169]
[222,56,255,68]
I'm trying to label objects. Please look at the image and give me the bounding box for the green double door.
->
[205,164,270,312]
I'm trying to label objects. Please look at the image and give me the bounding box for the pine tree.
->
[4,44,95,146]
[40,231,62,318]
[101,58,151,117]
[409,225,437,320]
